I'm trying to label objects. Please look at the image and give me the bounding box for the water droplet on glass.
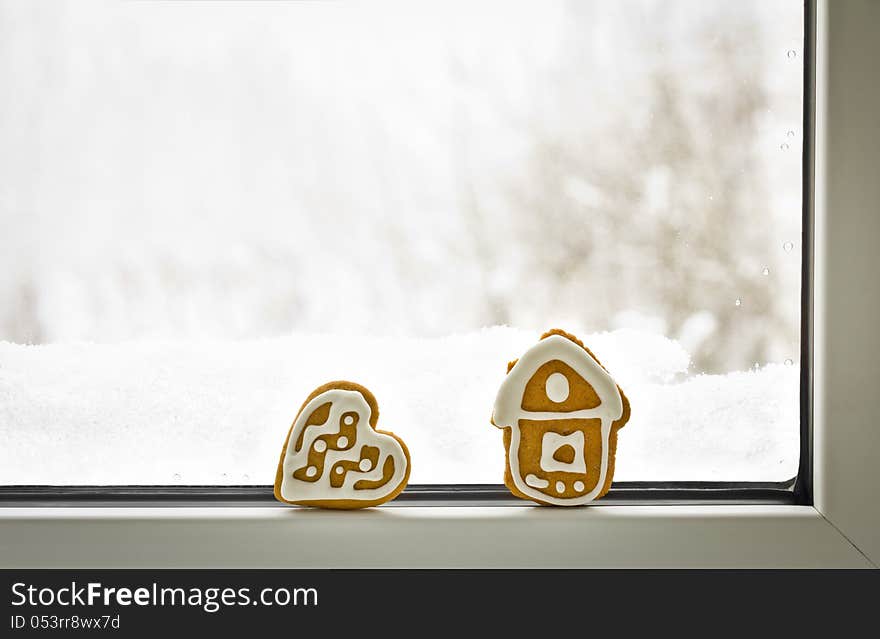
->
[787,49,797,59]
[784,358,794,367]
[173,473,181,481]
[780,143,790,150]
[734,298,742,307]
[762,267,770,276]
[783,241,794,252]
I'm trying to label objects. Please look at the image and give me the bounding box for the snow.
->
[0,328,799,485]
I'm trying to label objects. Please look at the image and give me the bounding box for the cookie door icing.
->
[492,329,631,506]
[274,381,410,509]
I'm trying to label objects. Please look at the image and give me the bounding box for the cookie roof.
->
[492,332,624,428]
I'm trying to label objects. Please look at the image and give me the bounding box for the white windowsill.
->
[0,504,871,568]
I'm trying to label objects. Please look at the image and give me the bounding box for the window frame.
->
[2,0,878,568]
[0,0,812,506]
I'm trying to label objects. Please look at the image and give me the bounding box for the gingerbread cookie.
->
[491,329,631,506]
[274,381,410,509]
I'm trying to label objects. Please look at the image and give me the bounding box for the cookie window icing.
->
[491,329,631,506]
[274,382,411,509]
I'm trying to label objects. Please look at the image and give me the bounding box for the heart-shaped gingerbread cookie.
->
[274,381,410,509]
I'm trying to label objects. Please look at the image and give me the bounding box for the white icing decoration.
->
[525,474,549,489]
[280,388,408,503]
[313,440,327,453]
[545,372,570,403]
[343,415,354,426]
[358,458,372,472]
[305,466,317,477]
[574,481,585,492]
[540,431,586,474]
[492,334,624,506]
[335,466,344,474]
[337,436,349,448]
[555,481,565,494]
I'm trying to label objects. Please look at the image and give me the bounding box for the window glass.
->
[0,0,803,485]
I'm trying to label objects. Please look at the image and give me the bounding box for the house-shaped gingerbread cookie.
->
[491,329,631,506]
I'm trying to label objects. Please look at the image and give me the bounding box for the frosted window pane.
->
[0,0,803,485]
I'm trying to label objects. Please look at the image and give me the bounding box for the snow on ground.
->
[0,327,799,485]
